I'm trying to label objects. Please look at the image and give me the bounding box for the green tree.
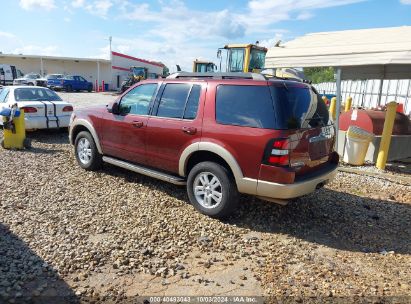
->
[304,67,334,84]
[162,65,170,77]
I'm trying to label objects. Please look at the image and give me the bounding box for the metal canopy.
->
[265,26,411,80]
[265,26,411,150]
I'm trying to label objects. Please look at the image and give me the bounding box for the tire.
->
[74,131,102,171]
[28,83,34,86]
[187,161,239,219]
[66,85,72,92]
[87,85,92,92]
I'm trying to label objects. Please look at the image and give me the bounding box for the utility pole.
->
[109,36,113,90]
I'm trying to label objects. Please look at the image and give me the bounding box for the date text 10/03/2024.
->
[147,296,259,303]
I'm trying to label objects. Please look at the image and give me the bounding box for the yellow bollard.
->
[345,96,352,112]
[329,97,336,121]
[376,101,397,170]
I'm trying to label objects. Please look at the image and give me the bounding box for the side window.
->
[74,76,80,81]
[79,76,87,82]
[0,88,10,103]
[216,85,276,129]
[183,85,201,119]
[156,84,191,119]
[119,83,158,115]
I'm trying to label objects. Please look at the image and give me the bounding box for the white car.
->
[0,86,73,129]
[13,73,47,87]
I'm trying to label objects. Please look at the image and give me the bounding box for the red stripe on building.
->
[112,51,164,68]
[112,65,131,72]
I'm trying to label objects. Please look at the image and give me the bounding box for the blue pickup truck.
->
[61,75,93,92]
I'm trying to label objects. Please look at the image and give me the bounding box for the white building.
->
[110,51,164,89]
[0,51,164,90]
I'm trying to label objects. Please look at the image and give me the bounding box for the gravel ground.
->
[57,91,119,109]
[0,93,410,303]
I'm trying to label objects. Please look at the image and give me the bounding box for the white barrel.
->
[343,126,374,165]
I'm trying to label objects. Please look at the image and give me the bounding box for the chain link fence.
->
[314,79,411,115]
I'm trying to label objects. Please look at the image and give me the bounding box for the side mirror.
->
[108,102,120,115]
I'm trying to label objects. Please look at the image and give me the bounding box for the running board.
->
[102,156,186,186]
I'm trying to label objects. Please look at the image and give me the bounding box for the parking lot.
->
[1,92,411,302]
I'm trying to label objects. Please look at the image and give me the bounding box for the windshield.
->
[228,48,245,72]
[14,88,63,102]
[270,83,330,129]
[248,48,266,71]
[131,67,146,77]
[47,74,63,79]
[25,74,39,79]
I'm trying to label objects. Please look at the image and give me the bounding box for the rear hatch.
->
[269,81,336,178]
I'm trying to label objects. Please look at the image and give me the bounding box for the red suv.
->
[69,73,338,218]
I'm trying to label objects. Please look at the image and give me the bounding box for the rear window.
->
[216,83,329,130]
[14,88,62,102]
[0,88,9,103]
[270,83,329,129]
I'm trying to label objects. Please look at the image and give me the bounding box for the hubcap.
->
[77,138,92,165]
[193,172,223,209]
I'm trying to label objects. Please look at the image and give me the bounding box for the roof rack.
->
[166,72,266,81]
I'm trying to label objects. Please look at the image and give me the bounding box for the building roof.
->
[111,52,164,68]
[265,26,411,79]
[0,53,110,63]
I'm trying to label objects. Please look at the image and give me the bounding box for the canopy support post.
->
[377,65,385,106]
[335,67,342,151]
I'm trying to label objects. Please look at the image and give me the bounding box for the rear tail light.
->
[63,105,73,112]
[264,138,290,166]
[21,107,37,113]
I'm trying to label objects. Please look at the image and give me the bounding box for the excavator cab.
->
[217,44,268,73]
[120,66,148,93]
[193,60,217,73]
[130,66,148,80]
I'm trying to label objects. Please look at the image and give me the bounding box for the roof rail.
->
[166,72,266,81]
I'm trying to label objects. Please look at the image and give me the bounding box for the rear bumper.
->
[256,164,338,199]
[48,85,64,89]
[24,115,71,129]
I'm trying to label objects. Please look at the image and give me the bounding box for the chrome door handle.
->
[182,126,197,135]
[132,121,144,128]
